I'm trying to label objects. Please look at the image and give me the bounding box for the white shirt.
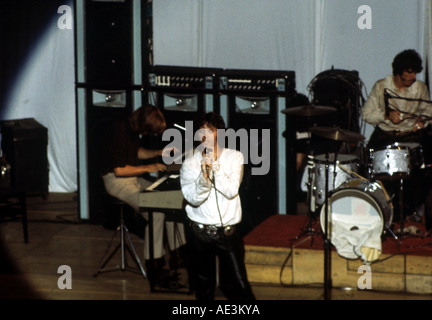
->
[362,75,431,131]
[180,148,244,226]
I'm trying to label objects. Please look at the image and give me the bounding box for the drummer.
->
[362,49,430,148]
[362,49,432,234]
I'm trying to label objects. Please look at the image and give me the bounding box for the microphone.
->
[202,147,214,179]
[384,88,391,117]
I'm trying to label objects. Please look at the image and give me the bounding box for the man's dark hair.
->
[195,112,226,131]
[129,104,166,134]
[392,49,423,75]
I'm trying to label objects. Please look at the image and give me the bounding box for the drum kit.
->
[282,103,427,262]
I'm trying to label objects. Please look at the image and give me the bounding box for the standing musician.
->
[362,49,432,234]
[180,112,255,300]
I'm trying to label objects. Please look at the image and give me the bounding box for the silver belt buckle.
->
[192,223,204,232]
[223,225,235,236]
[206,225,218,236]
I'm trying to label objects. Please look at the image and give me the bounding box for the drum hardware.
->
[284,115,369,299]
[293,141,323,241]
[323,152,332,300]
[310,126,364,208]
[281,104,337,117]
[373,180,398,241]
[282,106,337,240]
[294,150,319,239]
[309,127,364,298]
[424,229,432,238]
[396,178,405,240]
[383,88,432,114]
[310,126,365,143]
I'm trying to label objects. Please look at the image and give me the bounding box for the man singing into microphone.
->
[362,49,432,235]
[180,112,255,300]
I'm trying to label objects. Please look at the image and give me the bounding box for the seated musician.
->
[100,105,187,280]
[362,49,432,234]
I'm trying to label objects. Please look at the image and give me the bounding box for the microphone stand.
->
[323,152,332,300]
[383,88,432,121]
[323,144,339,300]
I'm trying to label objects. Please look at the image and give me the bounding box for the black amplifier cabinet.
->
[219,69,296,96]
[148,66,224,152]
[148,65,223,94]
[222,69,296,235]
[1,118,49,196]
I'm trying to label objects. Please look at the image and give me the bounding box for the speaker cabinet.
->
[86,104,131,225]
[227,95,279,235]
[85,0,133,86]
[221,69,297,234]
[0,118,49,195]
[147,65,222,152]
[75,0,149,222]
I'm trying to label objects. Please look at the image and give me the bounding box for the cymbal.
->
[281,104,337,117]
[310,126,365,142]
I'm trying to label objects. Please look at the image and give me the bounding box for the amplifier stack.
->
[219,69,295,95]
[148,65,296,96]
[148,65,222,93]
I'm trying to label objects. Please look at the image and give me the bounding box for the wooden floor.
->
[1,192,431,302]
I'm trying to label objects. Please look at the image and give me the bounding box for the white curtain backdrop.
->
[3,13,76,192]
[2,0,430,193]
[153,0,319,97]
[154,0,428,139]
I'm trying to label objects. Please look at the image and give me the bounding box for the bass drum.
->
[320,179,393,262]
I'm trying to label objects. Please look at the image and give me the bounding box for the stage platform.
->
[243,214,432,294]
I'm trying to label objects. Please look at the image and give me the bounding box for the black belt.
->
[190,221,236,236]
[386,130,414,137]
[379,126,422,138]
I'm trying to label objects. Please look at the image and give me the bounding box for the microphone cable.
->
[210,170,225,229]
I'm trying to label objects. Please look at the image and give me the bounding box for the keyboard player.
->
[99,105,186,281]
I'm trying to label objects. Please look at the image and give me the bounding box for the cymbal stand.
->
[295,136,320,240]
[397,177,405,241]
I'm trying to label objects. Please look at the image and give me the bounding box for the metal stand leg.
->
[399,178,404,237]
[323,153,332,300]
[295,153,319,240]
[94,203,147,279]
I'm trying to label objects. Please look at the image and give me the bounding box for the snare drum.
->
[320,179,393,261]
[313,153,359,206]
